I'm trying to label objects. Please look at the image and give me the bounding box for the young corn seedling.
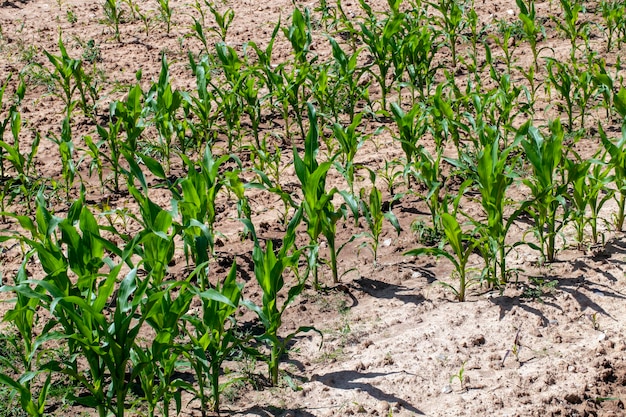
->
[405,213,483,301]
[411,146,450,236]
[103,0,122,41]
[327,37,370,123]
[429,0,466,69]
[3,193,148,417]
[599,122,626,231]
[401,20,441,104]
[182,262,244,414]
[358,173,401,264]
[565,156,592,247]
[293,104,341,285]
[357,0,405,113]
[332,113,367,195]
[553,0,589,63]
[247,19,282,112]
[242,209,321,386]
[546,59,597,132]
[206,0,234,42]
[145,55,183,171]
[391,101,427,180]
[0,78,41,211]
[44,35,91,119]
[186,54,218,148]
[601,0,626,52]
[157,0,172,33]
[490,20,519,75]
[213,42,247,151]
[279,7,314,138]
[138,273,199,417]
[515,0,545,72]
[0,257,53,417]
[519,119,569,263]
[177,146,231,269]
[48,116,77,200]
[249,137,295,225]
[566,155,614,247]
[110,82,145,155]
[473,132,520,285]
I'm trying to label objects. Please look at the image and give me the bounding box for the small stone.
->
[471,335,486,346]
[442,385,453,394]
[378,401,390,414]
[564,393,582,404]
[383,238,392,247]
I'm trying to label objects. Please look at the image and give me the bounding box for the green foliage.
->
[293,104,341,285]
[242,209,320,386]
[519,119,569,263]
[405,213,481,301]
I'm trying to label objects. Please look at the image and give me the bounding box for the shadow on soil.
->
[313,370,424,415]
[224,405,318,417]
[352,276,427,306]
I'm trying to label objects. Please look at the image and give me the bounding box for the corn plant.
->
[44,36,91,118]
[242,209,320,386]
[157,0,172,33]
[411,146,448,235]
[391,101,427,177]
[0,78,41,212]
[429,0,466,69]
[0,255,53,417]
[554,0,589,62]
[177,147,231,269]
[401,20,441,103]
[1,193,151,417]
[145,55,183,171]
[405,213,483,301]
[103,0,122,41]
[600,123,626,231]
[357,0,405,113]
[601,0,626,52]
[462,7,489,84]
[138,275,197,417]
[185,54,217,148]
[293,104,341,285]
[358,174,401,264]
[429,84,467,157]
[566,155,614,247]
[519,119,569,263]
[490,20,519,75]
[206,0,234,42]
[332,113,367,195]
[48,117,77,200]
[327,37,370,122]
[515,0,545,72]
[213,42,247,150]
[546,59,597,132]
[110,83,145,155]
[182,262,244,414]
[472,132,520,285]
[280,7,314,138]
[247,20,282,113]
